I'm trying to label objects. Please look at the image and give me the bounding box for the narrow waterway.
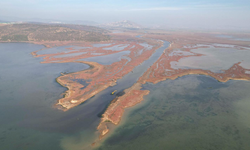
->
[60,40,170,149]
[0,39,170,150]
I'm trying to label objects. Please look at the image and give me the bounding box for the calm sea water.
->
[216,35,250,41]
[2,42,250,150]
[0,43,96,150]
[171,47,250,72]
[97,75,250,150]
[0,41,170,150]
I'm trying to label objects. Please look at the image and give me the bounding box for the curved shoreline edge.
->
[96,42,250,141]
[28,35,250,147]
[55,61,103,110]
[31,39,163,112]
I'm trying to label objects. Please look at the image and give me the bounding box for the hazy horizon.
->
[1,0,250,30]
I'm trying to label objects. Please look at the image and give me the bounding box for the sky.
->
[1,0,250,30]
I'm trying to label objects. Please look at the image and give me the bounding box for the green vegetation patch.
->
[0,23,110,42]
[1,34,28,41]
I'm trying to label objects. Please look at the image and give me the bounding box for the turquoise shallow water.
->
[97,75,250,150]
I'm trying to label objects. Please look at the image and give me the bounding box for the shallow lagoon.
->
[97,75,250,150]
[54,52,87,58]
[4,41,249,150]
[0,43,98,150]
[216,34,250,42]
[103,44,129,51]
[171,47,250,72]
[37,46,89,55]
[0,41,170,150]
[78,51,131,65]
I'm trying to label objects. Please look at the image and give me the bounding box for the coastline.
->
[96,70,250,141]
[95,38,250,142]
[2,30,250,149]
[30,39,163,111]
[26,32,250,148]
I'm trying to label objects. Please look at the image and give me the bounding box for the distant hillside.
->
[0,23,110,42]
[68,20,99,26]
[61,24,108,33]
[0,20,10,23]
[103,20,142,29]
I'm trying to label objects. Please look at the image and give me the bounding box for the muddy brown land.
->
[33,33,161,111]
[29,29,250,142]
[97,31,250,138]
